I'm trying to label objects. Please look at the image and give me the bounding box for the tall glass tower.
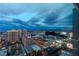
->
[73,4,79,55]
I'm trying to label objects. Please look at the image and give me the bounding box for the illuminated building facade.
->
[7,30,19,43]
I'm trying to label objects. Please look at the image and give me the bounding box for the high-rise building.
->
[18,30,33,46]
[0,37,2,48]
[18,30,28,38]
[7,30,19,43]
[73,8,79,55]
[23,35,33,46]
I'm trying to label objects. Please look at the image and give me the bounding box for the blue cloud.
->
[0,3,75,31]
